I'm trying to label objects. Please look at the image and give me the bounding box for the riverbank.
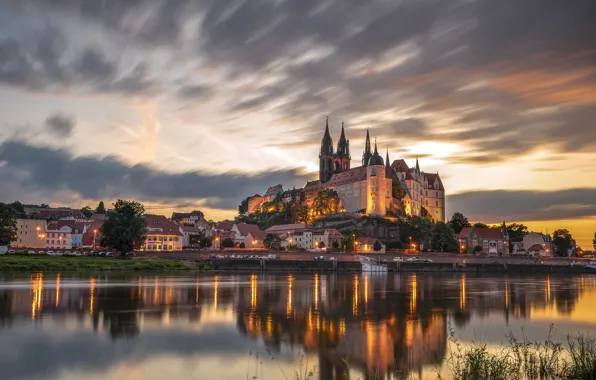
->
[0,256,210,272]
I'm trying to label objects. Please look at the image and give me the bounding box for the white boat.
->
[585,261,596,272]
[357,255,388,272]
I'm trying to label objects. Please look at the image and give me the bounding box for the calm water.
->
[1,272,595,380]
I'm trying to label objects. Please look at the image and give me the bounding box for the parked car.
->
[125,252,136,259]
[406,257,420,262]
[28,250,36,254]
[7,249,15,254]
[47,251,55,256]
[75,252,82,256]
[56,251,63,256]
[64,251,73,256]
[106,252,114,257]
[393,257,403,262]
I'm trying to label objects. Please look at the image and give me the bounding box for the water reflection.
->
[0,273,594,379]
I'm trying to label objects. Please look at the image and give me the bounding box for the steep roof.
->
[325,166,367,187]
[247,230,266,241]
[265,184,283,197]
[304,180,322,191]
[459,227,505,239]
[180,225,202,234]
[265,223,310,233]
[56,220,87,234]
[424,173,445,191]
[215,221,234,231]
[90,213,106,221]
[145,214,183,236]
[527,244,546,252]
[235,223,262,237]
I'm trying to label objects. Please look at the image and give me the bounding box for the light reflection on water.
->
[0,272,595,380]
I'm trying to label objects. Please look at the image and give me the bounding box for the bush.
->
[387,240,403,249]
[222,238,234,248]
[373,240,382,251]
[318,241,325,248]
[473,245,483,254]
[332,241,339,249]
[239,242,245,249]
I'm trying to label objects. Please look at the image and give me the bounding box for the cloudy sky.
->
[0,0,595,246]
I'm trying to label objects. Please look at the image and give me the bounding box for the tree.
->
[313,189,341,215]
[263,234,281,250]
[100,200,147,256]
[449,212,469,234]
[473,245,483,254]
[8,201,24,214]
[0,203,18,246]
[81,206,93,218]
[390,176,405,199]
[238,197,249,215]
[473,222,489,228]
[552,229,574,257]
[239,242,245,249]
[96,201,106,214]
[593,232,596,251]
[332,241,339,250]
[199,237,212,248]
[399,216,433,249]
[222,238,234,248]
[431,222,458,252]
[373,240,382,252]
[507,223,528,241]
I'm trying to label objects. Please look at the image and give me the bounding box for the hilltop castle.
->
[247,118,446,221]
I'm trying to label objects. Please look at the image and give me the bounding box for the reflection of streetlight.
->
[93,229,97,248]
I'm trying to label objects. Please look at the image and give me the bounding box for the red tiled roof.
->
[215,221,234,231]
[324,228,343,238]
[459,227,504,239]
[424,173,445,191]
[248,230,266,240]
[325,166,367,187]
[56,220,87,234]
[90,213,106,221]
[180,226,202,233]
[528,244,546,252]
[37,208,86,220]
[304,180,322,191]
[265,223,310,233]
[235,223,262,236]
[145,214,183,236]
[265,184,283,197]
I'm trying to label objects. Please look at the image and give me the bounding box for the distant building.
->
[527,244,553,257]
[245,231,266,248]
[247,195,264,215]
[179,225,203,248]
[36,208,86,221]
[263,184,283,203]
[12,219,47,248]
[56,220,87,248]
[523,232,554,257]
[82,220,104,249]
[143,215,183,251]
[45,223,73,250]
[293,231,313,250]
[312,228,343,249]
[355,237,385,253]
[232,223,263,245]
[458,223,510,256]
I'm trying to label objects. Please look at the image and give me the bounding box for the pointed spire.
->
[365,129,371,153]
[374,137,378,154]
[416,157,420,173]
[386,146,390,168]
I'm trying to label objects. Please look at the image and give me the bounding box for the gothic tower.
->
[362,129,372,166]
[319,117,334,183]
[334,121,351,173]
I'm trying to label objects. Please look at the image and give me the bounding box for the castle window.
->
[436,200,439,207]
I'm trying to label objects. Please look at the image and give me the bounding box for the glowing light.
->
[250,274,257,309]
[286,274,293,319]
[505,280,509,309]
[364,274,369,306]
[545,275,551,302]
[55,274,60,307]
[196,278,199,304]
[459,274,467,310]
[314,273,319,309]
[214,275,220,310]
[409,274,417,314]
[31,273,43,320]
[89,277,95,315]
[352,274,359,316]
[405,319,414,347]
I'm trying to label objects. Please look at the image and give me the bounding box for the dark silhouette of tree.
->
[263,234,281,250]
[431,222,458,252]
[81,206,93,218]
[473,222,489,228]
[0,203,17,246]
[449,212,469,234]
[222,238,234,248]
[100,200,147,256]
[95,201,106,214]
[373,240,382,251]
[552,229,574,257]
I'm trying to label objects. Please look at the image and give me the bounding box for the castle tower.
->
[366,139,387,216]
[385,147,390,169]
[334,121,351,173]
[362,129,372,166]
[319,117,334,183]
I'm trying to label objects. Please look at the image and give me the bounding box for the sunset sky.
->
[0,0,595,247]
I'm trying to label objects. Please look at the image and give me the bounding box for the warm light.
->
[216,237,219,241]
[250,274,257,309]
[93,229,97,234]
[36,226,40,231]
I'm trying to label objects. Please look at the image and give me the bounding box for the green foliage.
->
[81,206,93,218]
[238,197,249,215]
[239,242,245,249]
[0,203,18,246]
[399,216,433,248]
[387,240,404,249]
[263,233,281,250]
[390,175,405,199]
[373,240,382,251]
[449,212,470,234]
[9,201,24,214]
[553,229,575,257]
[473,245,483,253]
[222,238,234,248]
[200,237,212,248]
[313,189,341,215]
[95,201,106,214]
[431,222,458,252]
[473,222,489,228]
[100,200,147,256]
[332,241,339,249]
[506,223,528,240]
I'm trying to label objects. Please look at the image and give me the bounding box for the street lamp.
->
[352,234,356,254]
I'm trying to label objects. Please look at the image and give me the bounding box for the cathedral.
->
[248,118,446,221]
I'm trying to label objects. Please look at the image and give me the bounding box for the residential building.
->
[312,228,344,249]
[179,225,203,248]
[527,244,553,257]
[263,184,283,202]
[82,220,104,249]
[12,218,47,248]
[36,208,86,220]
[458,223,510,256]
[265,223,310,235]
[144,215,183,251]
[231,223,263,245]
[293,231,313,250]
[245,231,266,248]
[356,237,386,253]
[173,210,206,228]
[523,232,554,256]
[56,220,87,248]
[45,223,73,250]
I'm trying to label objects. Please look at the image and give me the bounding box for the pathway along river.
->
[1,272,595,379]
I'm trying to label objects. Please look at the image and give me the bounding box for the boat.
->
[585,261,596,273]
[357,255,388,272]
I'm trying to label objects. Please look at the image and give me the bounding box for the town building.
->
[458,223,510,256]
[245,230,266,248]
[143,215,183,251]
[179,225,203,248]
[56,220,87,248]
[82,219,104,249]
[355,237,386,253]
[231,223,263,245]
[45,222,73,250]
[522,232,554,257]
[293,231,313,250]
[12,218,47,248]
[312,228,344,249]
[245,118,446,221]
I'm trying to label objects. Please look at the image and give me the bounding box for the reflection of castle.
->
[0,273,591,377]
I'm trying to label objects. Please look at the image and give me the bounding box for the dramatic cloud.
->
[0,140,313,209]
[45,113,75,137]
[447,189,596,222]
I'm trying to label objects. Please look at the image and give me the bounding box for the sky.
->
[0,0,595,248]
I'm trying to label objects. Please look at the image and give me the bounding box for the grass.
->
[0,255,211,272]
[244,327,596,380]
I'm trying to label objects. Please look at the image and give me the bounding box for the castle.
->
[247,118,446,221]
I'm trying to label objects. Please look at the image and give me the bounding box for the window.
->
[483,240,488,249]
[426,191,428,196]
[158,245,162,250]
[436,191,439,197]
[436,200,439,207]
[174,237,178,241]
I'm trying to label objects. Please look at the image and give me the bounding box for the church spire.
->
[337,120,349,157]
[386,147,390,168]
[416,157,420,173]
[320,116,333,155]
[362,129,372,166]
[374,137,378,155]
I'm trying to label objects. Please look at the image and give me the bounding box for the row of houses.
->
[457,224,555,257]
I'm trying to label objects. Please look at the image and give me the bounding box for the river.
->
[1,272,595,380]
